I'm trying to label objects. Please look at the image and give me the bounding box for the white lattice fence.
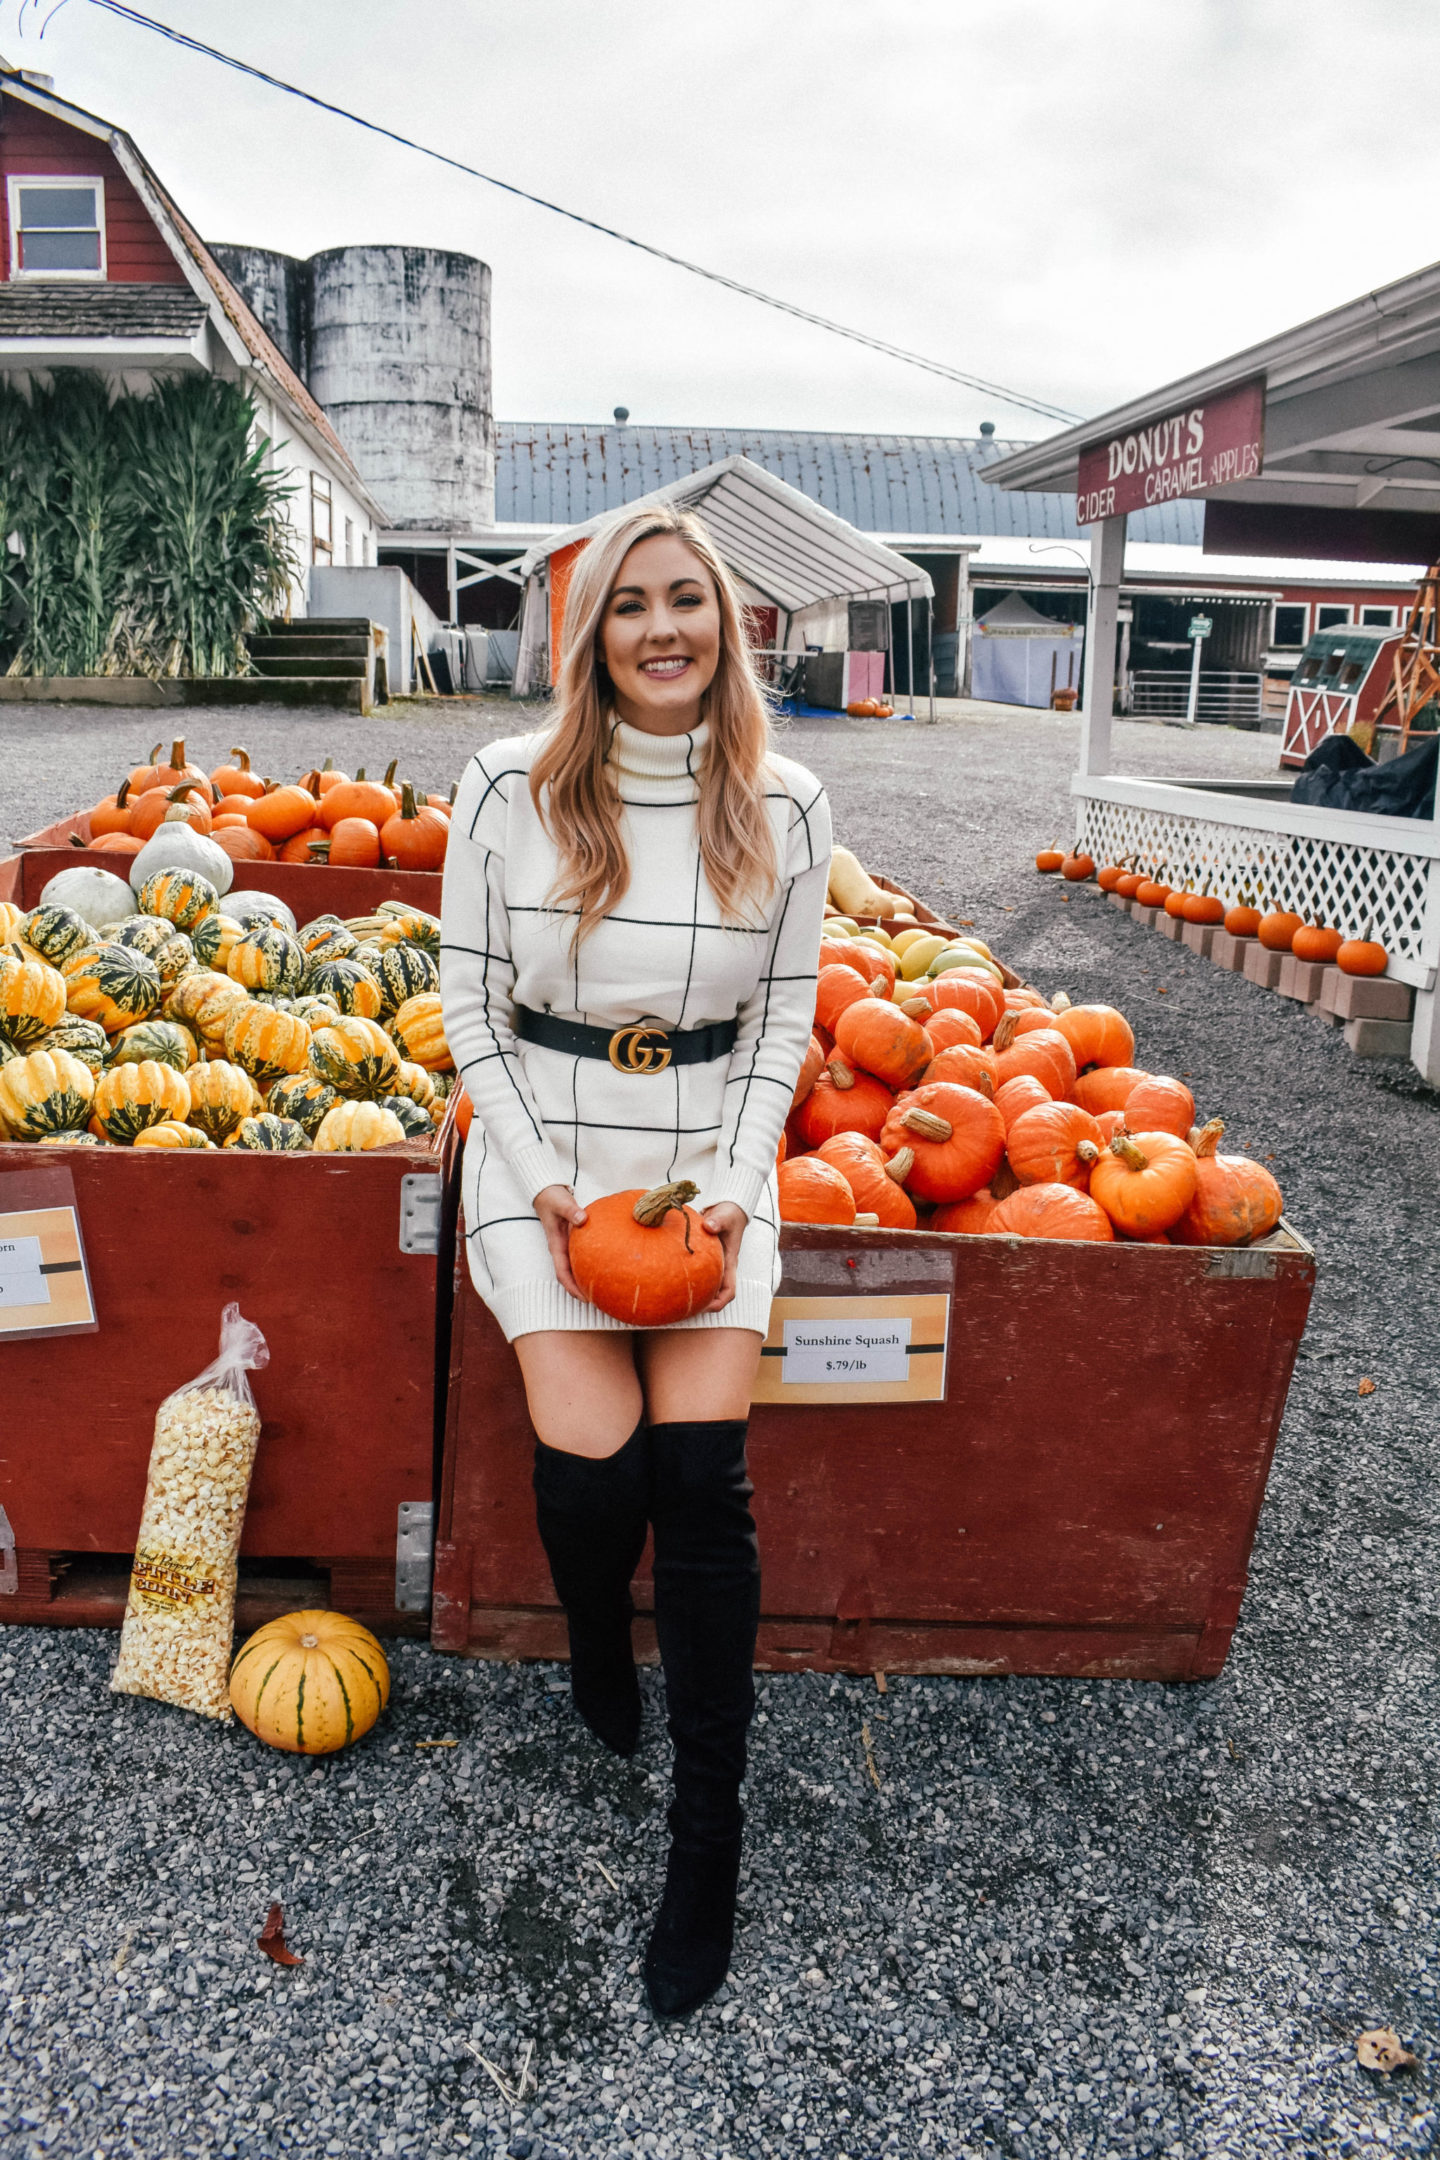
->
[1077,797,1433,972]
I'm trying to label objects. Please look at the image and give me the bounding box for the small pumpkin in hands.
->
[570,1180,725,1321]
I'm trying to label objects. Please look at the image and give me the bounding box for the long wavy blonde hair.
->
[529,503,778,937]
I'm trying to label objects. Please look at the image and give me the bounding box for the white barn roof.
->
[518,453,933,609]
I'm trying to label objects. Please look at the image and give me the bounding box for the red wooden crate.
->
[8,828,440,919]
[0,1140,449,1635]
[433,1223,1315,1681]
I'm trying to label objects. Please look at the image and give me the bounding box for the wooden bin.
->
[433,1223,1315,1682]
[6,827,441,920]
[0,1140,452,1636]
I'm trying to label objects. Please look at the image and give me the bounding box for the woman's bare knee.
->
[513,1331,643,1456]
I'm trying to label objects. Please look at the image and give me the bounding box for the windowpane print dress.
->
[438,720,831,1341]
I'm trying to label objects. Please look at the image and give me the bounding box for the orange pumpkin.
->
[569,1181,724,1324]
[1006,1101,1105,1189]
[1224,905,1261,938]
[212,825,276,863]
[1008,1006,1059,1036]
[816,1133,917,1230]
[1051,1003,1134,1073]
[901,971,1001,1040]
[993,1073,1052,1133]
[791,1033,825,1108]
[280,825,329,863]
[818,937,869,977]
[1257,910,1302,952]
[1181,893,1225,925]
[793,1065,893,1148]
[776,1155,857,1226]
[1072,1065,1149,1116]
[129,782,211,842]
[248,785,320,842]
[991,1014,1076,1101]
[1096,864,1127,893]
[1115,872,1145,899]
[1291,924,1342,964]
[1061,852,1095,883]
[88,781,134,838]
[879,1081,1004,1203]
[320,769,402,830]
[1163,891,1188,920]
[1087,1129,1198,1237]
[1169,1119,1283,1247]
[930,1190,999,1234]
[815,962,876,1036]
[1094,1108,1127,1142]
[1336,937,1388,977]
[922,1008,982,1053]
[920,1040,998,1097]
[380,785,449,871]
[208,748,266,800]
[1135,880,1170,909]
[833,998,931,1091]
[989,1184,1114,1241]
[1035,845,1065,873]
[324,817,384,868]
[91,832,145,857]
[1121,1074,1195,1138]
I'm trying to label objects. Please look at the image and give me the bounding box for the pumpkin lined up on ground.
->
[0,890,453,1154]
[782,901,1285,1248]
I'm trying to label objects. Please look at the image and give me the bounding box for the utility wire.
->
[49,0,1082,425]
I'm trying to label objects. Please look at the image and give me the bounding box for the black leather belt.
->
[514,1004,738,1074]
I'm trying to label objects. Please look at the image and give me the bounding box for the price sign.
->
[0,1234,49,1308]
[0,1169,98,1339]
[753,1294,949,1405]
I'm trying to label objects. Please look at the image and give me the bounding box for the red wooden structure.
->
[1280,622,1402,767]
[435,1222,1315,1684]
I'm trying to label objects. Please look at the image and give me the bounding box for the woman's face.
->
[599,533,722,735]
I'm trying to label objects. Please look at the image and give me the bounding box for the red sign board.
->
[1076,376,1265,525]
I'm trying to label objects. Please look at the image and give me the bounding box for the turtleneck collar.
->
[607,716,709,799]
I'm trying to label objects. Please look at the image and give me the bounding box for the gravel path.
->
[2,701,1437,2160]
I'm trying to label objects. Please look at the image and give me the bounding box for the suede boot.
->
[645,1418,759,2019]
[533,1420,650,1758]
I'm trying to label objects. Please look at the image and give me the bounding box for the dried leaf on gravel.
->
[1356,2027,1416,2074]
[256,1902,303,1968]
[1357,1378,1377,1397]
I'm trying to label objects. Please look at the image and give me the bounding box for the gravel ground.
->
[3,698,1438,2160]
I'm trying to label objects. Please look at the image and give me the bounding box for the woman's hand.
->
[697,1201,748,1315]
[534,1184,588,1300]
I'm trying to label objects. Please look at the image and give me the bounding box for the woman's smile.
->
[640,655,693,678]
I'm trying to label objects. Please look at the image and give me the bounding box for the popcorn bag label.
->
[131,1546,224,1617]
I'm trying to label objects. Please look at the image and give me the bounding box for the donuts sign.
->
[1076,376,1264,524]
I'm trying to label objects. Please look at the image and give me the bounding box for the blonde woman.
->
[439,503,831,2018]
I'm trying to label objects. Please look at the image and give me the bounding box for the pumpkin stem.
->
[992,1010,1019,1052]
[899,995,931,1018]
[170,739,186,770]
[383,758,398,788]
[869,975,890,995]
[853,1211,880,1227]
[398,781,420,819]
[1191,1117,1224,1160]
[901,1106,953,1142]
[632,1179,700,1232]
[230,747,251,772]
[826,1054,856,1091]
[1109,1132,1150,1171]
[308,838,332,861]
[116,776,131,808]
[973,1068,994,1100]
[147,740,162,764]
[1051,990,1072,1011]
[299,768,321,795]
[1076,1139,1100,1164]
[448,781,458,806]
[884,1147,915,1184]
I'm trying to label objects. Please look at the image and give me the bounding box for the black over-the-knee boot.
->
[645,1417,759,2018]
[533,1420,650,1758]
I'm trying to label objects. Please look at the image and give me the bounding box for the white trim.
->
[0,333,205,361]
[1271,600,1310,648]
[1073,773,1440,862]
[1359,604,1399,628]
[7,172,105,280]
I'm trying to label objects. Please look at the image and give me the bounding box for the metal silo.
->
[209,244,308,378]
[304,246,494,531]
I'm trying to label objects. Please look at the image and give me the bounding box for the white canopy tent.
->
[970,590,1082,709]
[512,453,935,710]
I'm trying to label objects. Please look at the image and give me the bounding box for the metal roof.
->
[519,455,934,610]
[495,421,1202,545]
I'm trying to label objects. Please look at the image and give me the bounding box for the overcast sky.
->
[7,0,1440,442]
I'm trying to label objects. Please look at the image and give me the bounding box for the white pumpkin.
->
[226,890,298,934]
[38,865,137,932]
[128,812,234,897]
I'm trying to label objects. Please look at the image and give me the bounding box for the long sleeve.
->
[439,748,568,1204]
[707,772,832,1219]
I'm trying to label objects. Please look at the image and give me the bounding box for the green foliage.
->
[0,371,299,678]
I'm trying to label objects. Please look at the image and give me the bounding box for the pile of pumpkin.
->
[1038,847,1390,977]
[73,740,451,873]
[0,863,457,1153]
[776,912,1283,1247]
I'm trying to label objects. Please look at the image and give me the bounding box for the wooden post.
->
[1079,512,1127,776]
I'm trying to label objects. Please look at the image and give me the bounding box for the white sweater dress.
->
[438,719,832,1342]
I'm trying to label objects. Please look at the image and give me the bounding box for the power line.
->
[49,0,1083,425]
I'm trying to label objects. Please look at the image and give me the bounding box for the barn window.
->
[1315,604,1351,630]
[1271,603,1307,648]
[9,177,105,276]
[310,473,333,566]
[1360,605,1397,628]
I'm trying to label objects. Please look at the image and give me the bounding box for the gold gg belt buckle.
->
[608,1023,672,1073]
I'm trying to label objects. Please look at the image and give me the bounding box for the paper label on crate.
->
[782,1315,912,1384]
[0,1235,49,1308]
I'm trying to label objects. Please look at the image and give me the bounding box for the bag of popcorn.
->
[111,1303,270,1721]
